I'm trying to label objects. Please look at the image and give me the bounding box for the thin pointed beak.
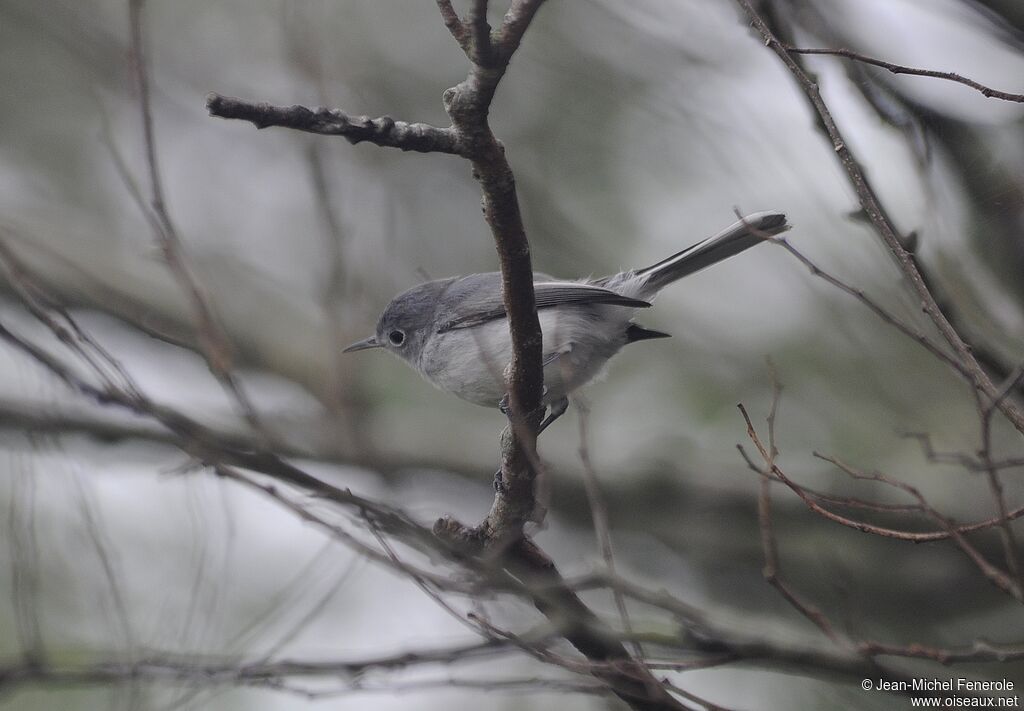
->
[342,336,381,353]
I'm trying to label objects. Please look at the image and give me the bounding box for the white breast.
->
[418,303,636,408]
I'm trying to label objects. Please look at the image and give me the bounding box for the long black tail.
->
[635,212,789,295]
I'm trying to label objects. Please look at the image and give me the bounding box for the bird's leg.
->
[494,392,511,492]
[537,396,569,435]
[492,395,569,492]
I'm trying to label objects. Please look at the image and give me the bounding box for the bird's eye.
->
[388,330,406,346]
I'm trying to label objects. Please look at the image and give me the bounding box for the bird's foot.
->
[537,396,569,435]
[492,467,510,494]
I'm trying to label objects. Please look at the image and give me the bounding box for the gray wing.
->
[435,274,650,333]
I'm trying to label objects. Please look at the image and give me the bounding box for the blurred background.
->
[2,0,1024,708]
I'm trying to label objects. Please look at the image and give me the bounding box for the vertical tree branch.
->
[435,0,548,541]
[733,0,1024,436]
[507,540,687,711]
[206,3,687,707]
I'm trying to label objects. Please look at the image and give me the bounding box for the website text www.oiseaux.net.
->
[861,678,1017,708]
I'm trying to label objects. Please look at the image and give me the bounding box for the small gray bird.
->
[345,211,788,432]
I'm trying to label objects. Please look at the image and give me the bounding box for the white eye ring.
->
[388,329,406,346]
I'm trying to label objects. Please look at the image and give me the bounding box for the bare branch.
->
[206,94,460,154]
[786,46,1024,103]
[436,0,472,52]
[0,638,525,691]
[128,0,269,441]
[304,144,376,455]
[817,453,1021,601]
[495,0,547,59]
[764,234,967,378]
[573,573,1003,696]
[69,472,136,653]
[503,539,687,711]
[211,465,471,593]
[0,316,447,564]
[748,388,843,644]
[466,0,495,66]
[8,465,44,663]
[436,1,550,541]
[208,2,550,540]
[734,0,1024,436]
[759,476,842,641]
[0,239,145,398]
[902,432,987,470]
[861,639,1024,664]
[756,444,1024,542]
[4,305,1009,698]
[974,375,1024,592]
[575,398,645,662]
[738,396,1022,599]
[661,681,741,711]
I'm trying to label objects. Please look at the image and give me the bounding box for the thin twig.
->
[744,401,843,644]
[8,460,44,662]
[575,398,645,662]
[764,235,967,377]
[860,639,1024,664]
[816,453,1021,602]
[128,0,270,442]
[660,680,740,711]
[306,145,368,452]
[212,465,471,593]
[5,287,1008,697]
[0,638,527,690]
[741,443,1024,541]
[974,368,1024,592]
[785,46,1024,103]
[734,0,1024,436]
[69,470,136,653]
[737,394,1021,599]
